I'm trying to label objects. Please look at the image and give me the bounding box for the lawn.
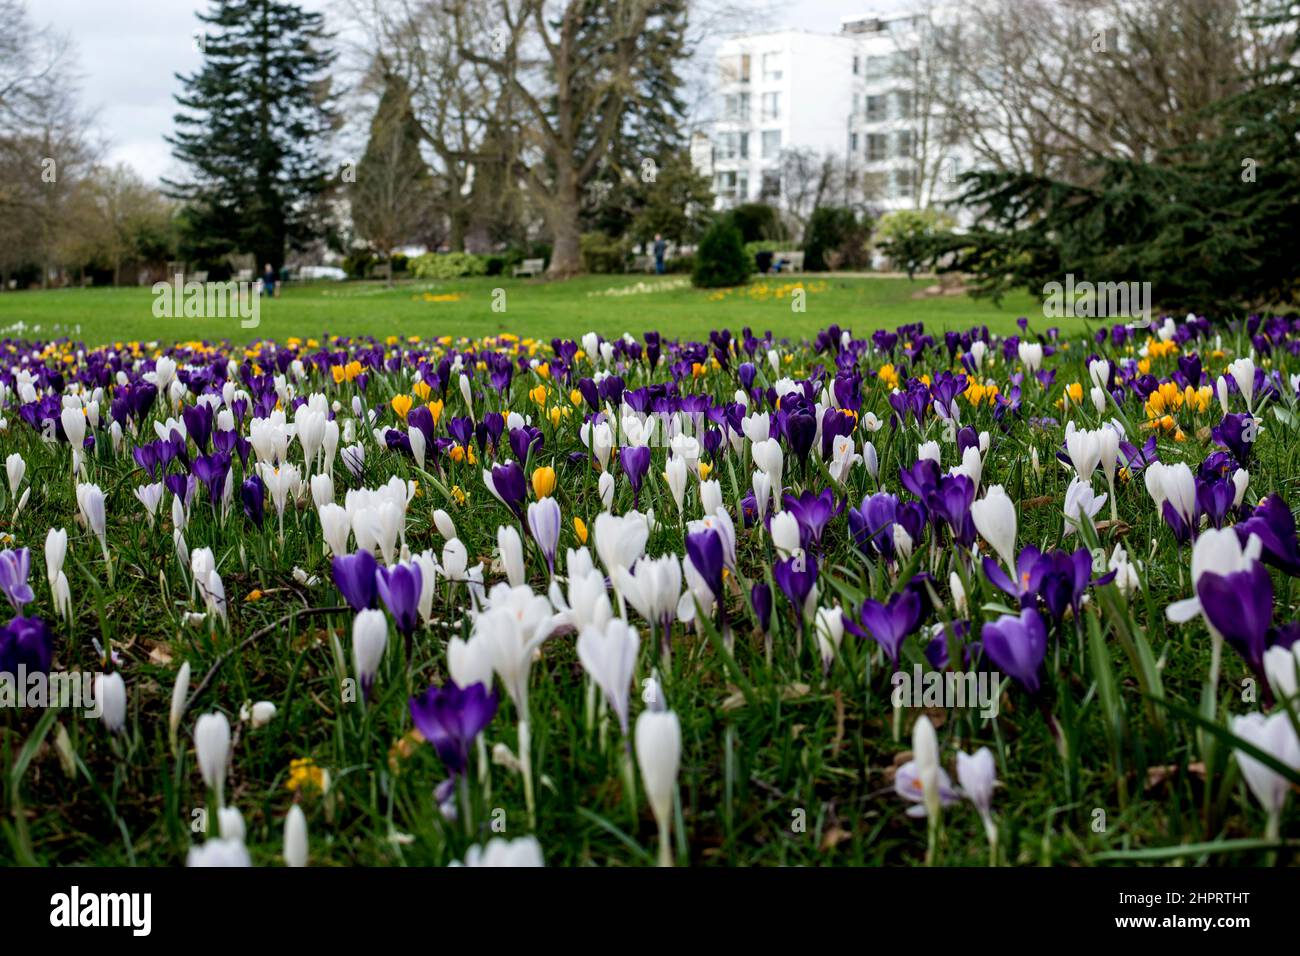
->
[0,274,1042,346]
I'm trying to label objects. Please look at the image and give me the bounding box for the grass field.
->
[0,274,1041,345]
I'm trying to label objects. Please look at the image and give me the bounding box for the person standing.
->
[653,234,667,275]
[261,262,277,298]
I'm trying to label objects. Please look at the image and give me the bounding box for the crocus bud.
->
[432,509,457,540]
[635,709,682,867]
[218,806,245,841]
[284,804,308,868]
[169,662,190,752]
[195,711,232,806]
[352,609,388,697]
[96,673,127,733]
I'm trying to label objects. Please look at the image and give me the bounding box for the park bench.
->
[773,251,804,273]
[513,258,544,278]
[190,270,209,283]
[631,254,655,273]
[235,269,253,282]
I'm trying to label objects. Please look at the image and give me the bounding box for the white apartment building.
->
[703,11,968,218]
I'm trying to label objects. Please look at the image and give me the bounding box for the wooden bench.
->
[513,258,545,278]
[235,268,253,282]
[631,255,655,273]
[190,270,209,283]
[773,251,804,273]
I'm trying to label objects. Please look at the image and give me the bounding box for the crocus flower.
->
[409,680,499,776]
[332,549,379,612]
[453,836,544,867]
[352,608,389,696]
[774,552,818,620]
[980,608,1047,694]
[283,805,308,868]
[527,496,562,576]
[96,672,127,734]
[484,460,527,519]
[622,444,651,509]
[195,711,232,807]
[241,475,266,529]
[635,708,682,867]
[1196,553,1273,680]
[844,588,924,665]
[956,746,999,854]
[375,561,423,638]
[577,618,639,736]
[685,528,725,604]
[0,548,34,613]
[0,614,53,675]
[970,485,1017,571]
[1230,712,1300,833]
[895,717,958,819]
[781,488,840,551]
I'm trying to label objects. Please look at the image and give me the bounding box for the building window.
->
[852,55,860,75]
[761,129,782,158]
[850,132,859,153]
[760,169,781,200]
[762,52,782,82]
[720,54,750,84]
[715,171,749,201]
[896,129,914,159]
[895,168,915,199]
[864,55,888,82]
[761,91,781,121]
[716,132,750,161]
[865,95,887,123]
[867,133,888,162]
[896,90,913,119]
[723,92,750,122]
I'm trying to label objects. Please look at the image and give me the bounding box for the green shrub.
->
[665,255,694,274]
[579,232,633,274]
[342,251,374,279]
[691,219,750,288]
[729,203,784,243]
[874,208,957,274]
[409,251,488,280]
[803,207,872,272]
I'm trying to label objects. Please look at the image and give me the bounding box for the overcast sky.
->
[34,0,909,184]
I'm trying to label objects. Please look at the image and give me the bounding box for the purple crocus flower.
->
[0,615,54,675]
[774,552,818,619]
[182,402,214,453]
[241,475,266,528]
[982,545,1043,604]
[621,445,651,509]
[484,460,527,519]
[1235,494,1300,576]
[1198,562,1273,679]
[192,451,231,507]
[849,492,899,561]
[926,473,975,548]
[1028,548,1094,622]
[0,548,35,614]
[376,560,423,637]
[980,607,1048,693]
[409,681,499,777]
[332,550,379,612]
[1212,412,1255,464]
[685,528,725,604]
[843,589,924,666]
[782,488,840,551]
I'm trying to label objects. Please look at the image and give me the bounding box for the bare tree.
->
[919,0,1294,183]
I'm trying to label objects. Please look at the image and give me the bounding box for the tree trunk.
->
[546,176,583,278]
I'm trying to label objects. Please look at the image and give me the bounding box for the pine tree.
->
[166,0,337,271]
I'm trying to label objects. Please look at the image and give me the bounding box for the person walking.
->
[261,262,277,298]
[653,234,667,275]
